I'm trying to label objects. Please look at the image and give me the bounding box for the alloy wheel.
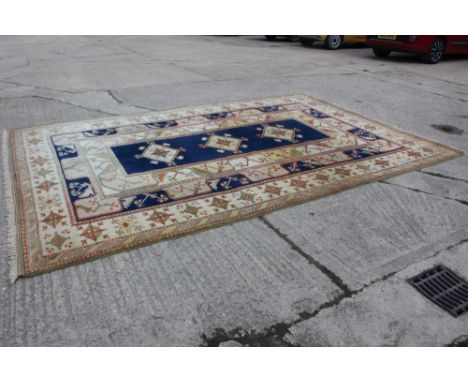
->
[430,38,444,62]
[326,35,342,49]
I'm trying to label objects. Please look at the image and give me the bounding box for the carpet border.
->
[2,129,21,283]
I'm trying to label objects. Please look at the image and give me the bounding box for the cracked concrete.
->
[379,179,468,207]
[286,240,468,346]
[259,216,352,295]
[0,36,467,346]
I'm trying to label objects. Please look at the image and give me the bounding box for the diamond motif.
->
[356,164,370,171]
[239,192,255,202]
[36,168,53,177]
[261,123,296,142]
[374,159,390,166]
[205,135,242,152]
[49,233,67,249]
[315,174,330,181]
[335,168,351,176]
[37,180,58,192]
[183,205,200,216]
[31,156,48,166]
[264,185,282,196]
[28,138,41,145]
[290,179,307,189]
[211,197,229,210]
[141,143,180,164]
[407,151,422,158]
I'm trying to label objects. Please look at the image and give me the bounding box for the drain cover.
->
[409,265,468,317]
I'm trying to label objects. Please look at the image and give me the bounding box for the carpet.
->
[3,95,462,280]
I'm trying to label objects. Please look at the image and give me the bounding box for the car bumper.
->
[299,35,326,42]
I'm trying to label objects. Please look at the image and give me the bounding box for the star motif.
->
[374,159,390,166]
[183,205,200,216]
[31,156,48,166]
[37,180,58,192]
[407,151,422,158]
[41,211,65,228]
[211,197,229,210]
[335,168,351,176]
[80,223,105,242]
[264,185,282,196]
[28,138,42,145]
[147,211,173,224]
[153,148,171,158]
[216,138,233,146]
[290,179,308,189]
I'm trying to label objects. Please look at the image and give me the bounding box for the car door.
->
[447,35,468,53]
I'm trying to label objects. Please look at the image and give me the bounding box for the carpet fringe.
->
[2,129,19,283]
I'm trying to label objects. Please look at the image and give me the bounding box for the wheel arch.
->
[326,35,344,40]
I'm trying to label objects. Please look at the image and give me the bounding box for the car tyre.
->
[265,35,277,41]
[372,48,391,58]
[325,35,343,50]
[287,35,300,42]
[422,37,445,64]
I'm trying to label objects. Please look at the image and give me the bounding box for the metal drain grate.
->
[409,265,468,317]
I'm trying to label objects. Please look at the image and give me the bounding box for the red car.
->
[367,35,468,64]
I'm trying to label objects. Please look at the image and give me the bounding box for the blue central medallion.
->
[111,119,328,175]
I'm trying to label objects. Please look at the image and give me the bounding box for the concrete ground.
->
[0,36,467,346]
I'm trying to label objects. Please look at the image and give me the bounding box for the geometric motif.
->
[205,134,242,152]
[4,95,462,279]
[261,123,297,142]
[140,143,181,164]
